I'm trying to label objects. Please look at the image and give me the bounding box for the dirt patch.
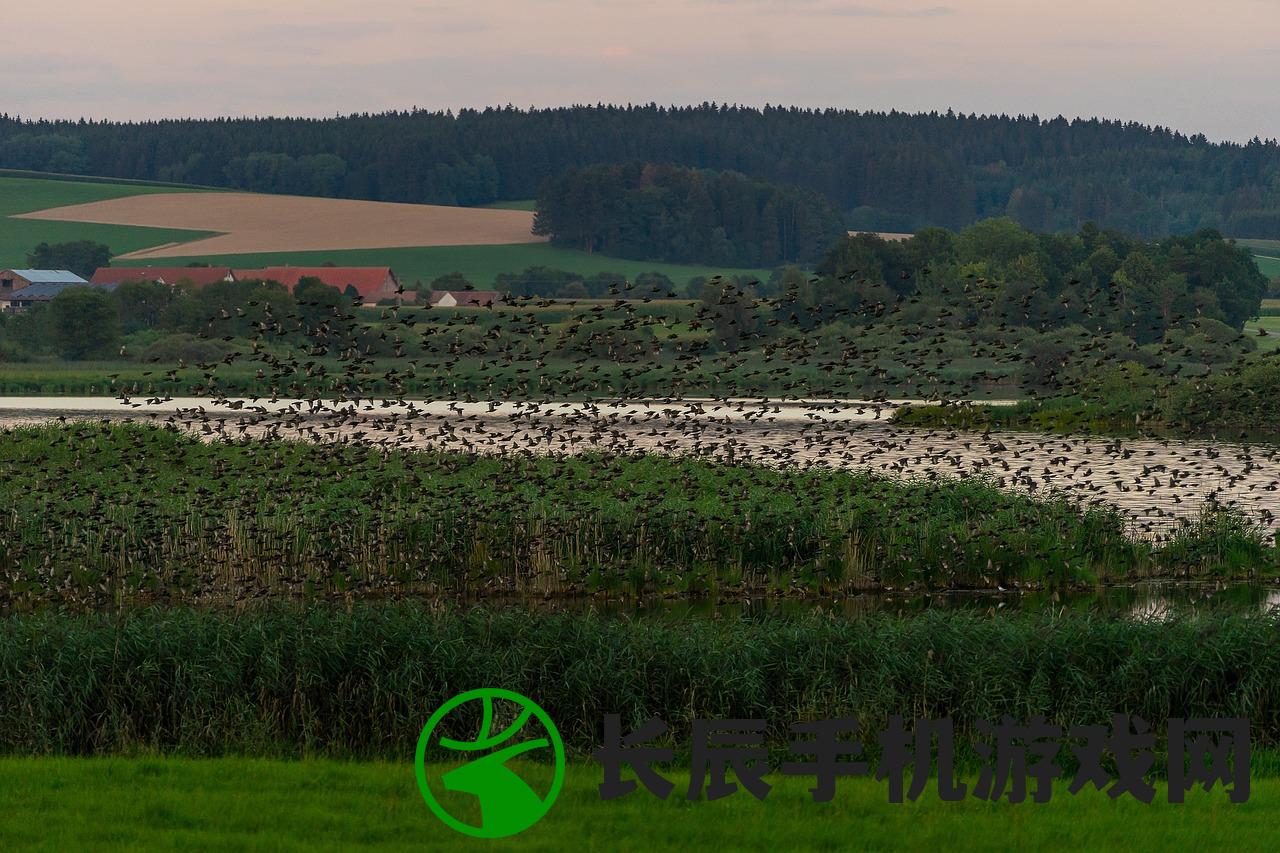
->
[15,192,543,257]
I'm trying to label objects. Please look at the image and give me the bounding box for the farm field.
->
[0,757,1270,852]
[0,175,214,262]
[1237,238,1280,253]
[3,174,769,287]
[17,191,544,258]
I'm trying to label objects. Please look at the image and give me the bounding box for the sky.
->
[3,0,1277,142]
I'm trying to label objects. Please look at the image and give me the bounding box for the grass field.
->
[1256,256,1280,278]
[139,243,774,290]
[480,199,538,211]
[0,176,214,263]
[1236,240,1280,278]
[1245,316,1280,351]
[0,757,1269,851]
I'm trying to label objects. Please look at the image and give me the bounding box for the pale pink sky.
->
[2,0,1277,141]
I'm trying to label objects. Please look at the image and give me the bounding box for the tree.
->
[295,277,356,348]
[47,287,120,359]
[633,271,676,297]
[534,163,846,266]
[429,272,474,293]
[26,241,112,278]
[114,280,176,334]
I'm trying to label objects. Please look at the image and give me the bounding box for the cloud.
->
[240,22,400,41]
[800,4,955,16]
[698,0,954,15]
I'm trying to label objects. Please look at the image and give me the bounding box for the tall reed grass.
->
[1,605,1278,761]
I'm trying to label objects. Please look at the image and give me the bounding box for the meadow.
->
[480,199,538,211]
[0,757,1270,851]
[144,243,773,292]
[1236,240,1280,278]
[3,423,1273,610]
[1246,315,1280,351]
[0,175,214,261]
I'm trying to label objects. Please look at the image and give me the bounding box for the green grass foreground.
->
[0,757,1271,851]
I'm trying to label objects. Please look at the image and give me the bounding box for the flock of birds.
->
[14,275,1280,545]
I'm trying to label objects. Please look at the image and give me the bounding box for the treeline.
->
[532,163,846,266]
[804,220,1267,341]
[0,278,363,362]
[3,105,1280,236]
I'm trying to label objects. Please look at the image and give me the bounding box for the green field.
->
[1245,316,1280,351]
[479,199,538,211]
[0,175,215,265]
[1236,240,1280,278]
[1256,255,1280,278]
[145,243,773,291]
[0,757,1268,851]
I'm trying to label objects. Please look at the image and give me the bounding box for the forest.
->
[2,105,1279,237]
[531,163,847,266]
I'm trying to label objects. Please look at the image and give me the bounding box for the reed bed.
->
[2,605,1279,760]
[0,423,1273,609]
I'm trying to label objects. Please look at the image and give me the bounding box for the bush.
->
[138,333,234,364]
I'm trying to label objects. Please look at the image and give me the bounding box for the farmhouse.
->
[235,267,407,304]
[90,266,235,287]
[429,290,505,308]
[0,280,114,314]
[0,269,87,294]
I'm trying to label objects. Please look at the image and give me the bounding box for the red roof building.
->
[234,267,404,303]
[89,267,235,287]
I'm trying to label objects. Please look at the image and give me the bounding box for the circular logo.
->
[415,688,565,839]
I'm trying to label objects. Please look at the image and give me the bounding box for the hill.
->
[4,106,1280,237]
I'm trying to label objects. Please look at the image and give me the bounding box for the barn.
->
[235,267,406,304]
[0,269,87,294]
[0,281,115,314]
[90,267,236,287]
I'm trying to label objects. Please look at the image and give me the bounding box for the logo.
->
[415,688,565,838]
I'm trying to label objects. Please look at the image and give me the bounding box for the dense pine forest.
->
[3,105,1280,237]
[532,163,847,265]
